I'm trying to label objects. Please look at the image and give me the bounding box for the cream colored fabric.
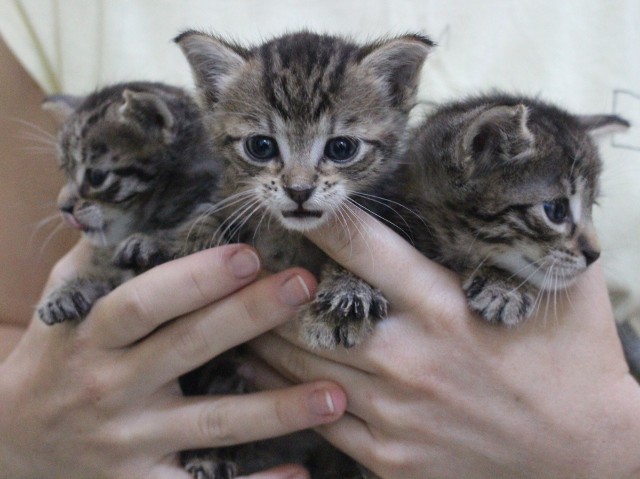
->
[1,0,639,327]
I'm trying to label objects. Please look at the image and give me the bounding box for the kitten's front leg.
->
[463,266,536,326]
[301,262,388,349]
[37,276,117,325]
[114,233,172,271]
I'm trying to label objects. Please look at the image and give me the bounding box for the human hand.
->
[0,240,345,479]
[249,209,640,479]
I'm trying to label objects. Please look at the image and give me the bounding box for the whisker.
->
[347,197,414,245]
[342,202,375,270]
[37,222,66,258]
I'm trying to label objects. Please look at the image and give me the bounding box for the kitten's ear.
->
[42,94,84,123]
[118,89,175,142]
[359,34,434,112]
[460,104,534,177]
[577,114,630,137]
[174,30,248,105]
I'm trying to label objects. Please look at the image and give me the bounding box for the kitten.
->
[395,93,629,325]
[37,81,219,325]
[173,30,432,479]
[175,30,433,348]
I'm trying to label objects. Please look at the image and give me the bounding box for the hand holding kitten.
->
[250,208,640,479]
[0,242,345,479]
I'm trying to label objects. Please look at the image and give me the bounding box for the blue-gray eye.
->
[325,137,359,162]
[86,168,108,187]
[245,136,279,161]
[543,198,569,224]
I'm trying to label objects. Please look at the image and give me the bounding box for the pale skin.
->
[0,39,343,479]
[249,208,640,479]
[0,240,348,479]
[3,36,640,479]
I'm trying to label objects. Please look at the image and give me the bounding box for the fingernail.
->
[309,389,337,417]
[228,249,260,279]
[279,274,312,306]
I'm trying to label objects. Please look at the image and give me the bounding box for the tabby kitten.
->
[173,30,432,479]
[396,93,628,325]
[175,30,433,349]
[37,82,219,324]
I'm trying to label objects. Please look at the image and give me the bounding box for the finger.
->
[305,207,461,310]
[126,269,317,387]
[152,381,346,452]
[240,355,295,391]
[314,414,377,472]
[89,245,262,348]
[41,238,92,296]
[249,334,379,424]
[238,464,310,479]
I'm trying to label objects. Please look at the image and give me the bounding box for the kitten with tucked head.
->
[37,82,219,324]
[397,93,628,325]
[174,30,432,479]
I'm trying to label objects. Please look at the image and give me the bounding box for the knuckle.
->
[76,369,114,407]
[238,294,265,328]
[187,267,210,306]
[117,284,154,330]
[281,345,310,382]
[171,319,211,362]
[197,402,236,445]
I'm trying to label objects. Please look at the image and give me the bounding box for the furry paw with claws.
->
[37,278,113,325]
[463,274,534,326]
[183,455,237,479]
[301,280,388,349]
[114,233,169,270]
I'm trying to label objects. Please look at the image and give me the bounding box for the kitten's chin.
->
[278,211,328,232]
[526,267,580,291]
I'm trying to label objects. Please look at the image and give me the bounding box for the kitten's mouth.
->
[281,209,323,219]
[62,212,88,231]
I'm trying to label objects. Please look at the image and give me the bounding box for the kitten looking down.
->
[37,82,219,324]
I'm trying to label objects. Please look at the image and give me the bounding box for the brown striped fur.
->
[37,82,220,325]
[395,93,628,325]
[175,30,432,479]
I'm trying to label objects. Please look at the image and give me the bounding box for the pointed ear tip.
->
[615,116,631,128]
[398,33,436,51]
[174,29,212,46]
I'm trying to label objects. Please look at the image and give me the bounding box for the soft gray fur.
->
[391,93,629,325]
[175,30,433,479]
[37,82,219,324]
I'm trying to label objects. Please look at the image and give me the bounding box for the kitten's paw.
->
[37,289,92,325]
[301,286,388,349]
[463,276,533,326]
[114,233,168,270]
[184,456,237,479]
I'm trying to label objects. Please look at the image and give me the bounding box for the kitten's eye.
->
[245,136,279,161]
[86,168,109,188]
[543,198,569,224]
[325,137,359,163]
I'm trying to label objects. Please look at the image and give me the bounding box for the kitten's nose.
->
[284,186,315,206]
[582,248,600,266]
[60,204,74,214]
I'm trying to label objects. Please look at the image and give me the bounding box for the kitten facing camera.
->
[37,82,220,324]
[174,29,433,479]
[397,93,629,325]
[175,30,433,350]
